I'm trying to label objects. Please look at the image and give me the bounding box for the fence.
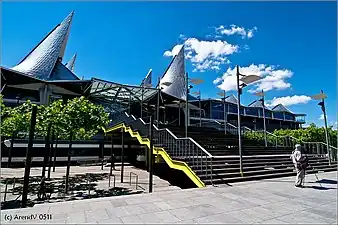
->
[129,172,139,190]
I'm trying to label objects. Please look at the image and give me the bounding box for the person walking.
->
[290,144,308,188]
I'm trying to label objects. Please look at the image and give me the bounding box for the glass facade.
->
[191,99,304,124]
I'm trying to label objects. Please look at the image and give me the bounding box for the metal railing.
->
[123,114,214,184]
[108,174,116,188]
[129,172,139,190]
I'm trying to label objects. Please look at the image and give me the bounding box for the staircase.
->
[109,113,337,187]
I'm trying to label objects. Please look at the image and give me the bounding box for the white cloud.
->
[265,95,312,107]
[163,45,183,57]
[216,25,257,39]
[214,64,294,92]
[179,34,187,40]
[319,114,328,120]
[164,38,237,72]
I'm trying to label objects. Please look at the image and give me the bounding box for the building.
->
[1,12,306,132]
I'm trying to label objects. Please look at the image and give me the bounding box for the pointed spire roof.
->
[272,104,293,113]
[248,99,269,109]
[65,53,77,72]
[12,11,74,80]
[159,46,186,100]
[224,94,238,105]
[141,69,152,87]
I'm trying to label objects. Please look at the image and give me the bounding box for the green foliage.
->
[1,100,35,137]
[244,123,338,147]
[60,97,110,140]
[36,100,64,138]
[0,94,9,118]
[1,96,110,140]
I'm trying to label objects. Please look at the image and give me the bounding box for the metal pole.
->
[101,140,104,170]
[236,65,243,177]
[128,94,131,114]
[8,131,15,168]
[22,105,37,208]
[261,90,267,147]
[149,116,154,193]
[121,129,124,183]
[52,135,58,172]
[110,135,114,182]
[199,91,202,127]
[141,87,144,119]
[185,72,189,138]
[178,100,181,126]
[223,90,226,135]
[321,90,331,165]
[47,129,54,180]
[157,77,160,127]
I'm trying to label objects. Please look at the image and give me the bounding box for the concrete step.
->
[203,166,337,185]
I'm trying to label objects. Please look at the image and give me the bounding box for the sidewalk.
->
[1,171,336,224]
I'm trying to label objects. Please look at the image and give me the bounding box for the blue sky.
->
[1,1,337,127]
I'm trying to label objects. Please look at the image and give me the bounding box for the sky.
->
[1,1,337,127]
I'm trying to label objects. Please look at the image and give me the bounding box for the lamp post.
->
[173,100,181,126]
[141,83,152,119]
[255,90,267,147]
[311,90,331,165]
[192,90,202,127]
[217,90,227,135]
[186,75,204,137]
[236,65,262,176]
[157,78,172,127]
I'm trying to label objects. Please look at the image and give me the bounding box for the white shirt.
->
[291,149,302,165]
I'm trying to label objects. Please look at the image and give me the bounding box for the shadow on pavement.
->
[303,185,337,190]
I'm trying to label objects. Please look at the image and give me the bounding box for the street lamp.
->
[217,90,227,135]
[172,100,181,126]
[254,90,267,147]
[185,74,204,137]
[141,83,152,119]
[192,90,202,127]
[311,90,331,165]
[157,78,172,127]
[236,65,262,176]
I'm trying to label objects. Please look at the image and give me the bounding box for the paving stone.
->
[1,171,336,224]
[193,213,244,224]
[96,217,123,224]
[119,215,143,224]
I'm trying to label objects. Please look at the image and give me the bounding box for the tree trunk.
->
[42,124,51,178]
[65,132,73,194]
[53,135,58,172]
[7,131,15,168]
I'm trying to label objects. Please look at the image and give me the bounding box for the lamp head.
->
[311,93,327,100]
[240,75,262,85]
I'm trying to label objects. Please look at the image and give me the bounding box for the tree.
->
[1,101,34,167]
[61,96,110,193]
[36,100,65,178]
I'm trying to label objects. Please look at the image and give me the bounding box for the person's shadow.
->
[305,179,337,190]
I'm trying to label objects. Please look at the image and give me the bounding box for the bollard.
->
[4,179,8,202]
[13,177,16,193]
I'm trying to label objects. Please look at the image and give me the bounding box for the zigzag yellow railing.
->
[105,123,205,188]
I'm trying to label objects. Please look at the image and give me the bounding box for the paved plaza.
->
[1,164,179,202]
[1,171,337,224]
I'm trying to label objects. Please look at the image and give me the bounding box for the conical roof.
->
[159,46,186,100]
[12,12,74,80]
[272,104,293,113]
[224,94,238,104]
[248,99,269,109]
[141,69,152,87]
[65,53,77,72]
[49,60,80,80]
